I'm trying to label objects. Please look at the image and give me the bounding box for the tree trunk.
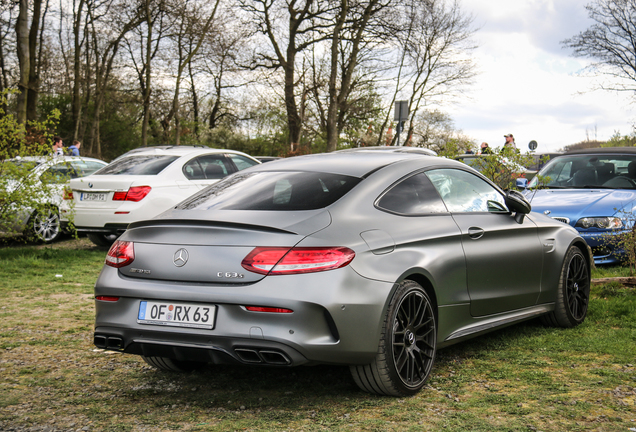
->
[0,22,8,116]
[325,0,348,153]
[141,0,154,147]
[285,63,302,151]
[188,60,199,137]
[26,0,43,122]
[72,0,86,140]
[15,0,30,125]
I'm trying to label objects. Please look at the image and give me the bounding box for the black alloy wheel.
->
[350,280,437,396]
[564,248,590,322]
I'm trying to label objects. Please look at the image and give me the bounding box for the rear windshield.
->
[95,155,179,175]
[177,171,361,211]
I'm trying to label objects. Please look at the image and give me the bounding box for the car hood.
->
[525,188,636,220]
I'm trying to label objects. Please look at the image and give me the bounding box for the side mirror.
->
[505,189,531,224]
[516,178,528,189]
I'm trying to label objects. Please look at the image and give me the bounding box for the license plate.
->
[137,301,216,329]
[80,192,107,201]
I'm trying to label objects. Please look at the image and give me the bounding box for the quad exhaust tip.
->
[94,334,124,350]
[234,348,291,365]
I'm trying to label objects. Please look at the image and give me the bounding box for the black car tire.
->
[87,233,119,247]
[350,280,437,396]
[541,246,590,328]
[142,356,207,372]
[27,207,62,243]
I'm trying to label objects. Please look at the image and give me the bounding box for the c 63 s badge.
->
[217,272,245,279]
[130,268,151,274]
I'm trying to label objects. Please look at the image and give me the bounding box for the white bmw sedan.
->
[69,147,260,246]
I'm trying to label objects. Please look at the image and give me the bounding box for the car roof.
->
[336,146,437,156]
[563,147,636,155]
[248,150,455,177]
[112,146,258,161]
[10,155,106,164]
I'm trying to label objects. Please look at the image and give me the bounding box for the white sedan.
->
[69,147,260,246]
[3,156,108,242]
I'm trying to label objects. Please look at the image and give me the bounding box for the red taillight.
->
[105,240,135,268]
[244,306,293,313]
[241,247,355,275]
[95,296,120,302]
[112,186,151,202]
[63,188,74,200]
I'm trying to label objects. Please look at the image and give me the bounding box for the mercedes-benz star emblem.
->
[173,249,189,267]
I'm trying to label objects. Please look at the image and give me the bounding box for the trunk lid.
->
[118,209,331,284]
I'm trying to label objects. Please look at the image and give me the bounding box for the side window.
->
[376,172,448,215]
[40,163,77,183]
[70,161,106,177]
[228,154,259,171]
[184,155,230,180]
[426,169,506,213]
[183,159,205,180]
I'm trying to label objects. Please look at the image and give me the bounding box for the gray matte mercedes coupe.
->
[94,151,591,396]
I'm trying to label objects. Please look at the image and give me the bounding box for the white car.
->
[69,147,261,246]
[2,156,108,242]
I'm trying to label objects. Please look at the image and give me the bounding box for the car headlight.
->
[575,217,623,229]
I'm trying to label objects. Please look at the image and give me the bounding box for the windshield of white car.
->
[177,171,361,211]
[94,155,179,175]
[528,154,636,189]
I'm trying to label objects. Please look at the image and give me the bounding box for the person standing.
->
[52,136,64,156]
[503,133,517,152]
[68,140,81,156]
[480,142,492,154]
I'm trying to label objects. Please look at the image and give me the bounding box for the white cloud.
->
[452,0,635,152]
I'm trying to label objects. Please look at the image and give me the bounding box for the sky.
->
[452,0,635,153]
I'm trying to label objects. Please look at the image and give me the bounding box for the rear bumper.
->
[94,326,309,366]
[93,265,395,366]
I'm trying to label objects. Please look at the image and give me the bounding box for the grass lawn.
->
[0,238,635,431]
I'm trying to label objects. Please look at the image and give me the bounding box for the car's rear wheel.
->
[142,356,207,372]
[541,246,590,328]
[87,233,118,247]
[350,280,437,396]
[27,207,62,243]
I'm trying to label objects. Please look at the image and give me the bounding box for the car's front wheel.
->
[142,356,207,372]
[28,207,62,243]
[350,280,437,396]
[542,245,590,328]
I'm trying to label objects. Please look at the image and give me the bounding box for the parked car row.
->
[7,143,631,396]
[6,146,634,267]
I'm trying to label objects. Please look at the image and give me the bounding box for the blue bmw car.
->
[521,147,636,265]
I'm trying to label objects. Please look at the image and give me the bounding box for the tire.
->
[28,207,62,243]
[87,233,119,247]
[350,280,437,396]
[142,356,207,372]
[541,246,590,328]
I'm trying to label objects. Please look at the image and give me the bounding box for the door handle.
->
[468,227,484,239]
